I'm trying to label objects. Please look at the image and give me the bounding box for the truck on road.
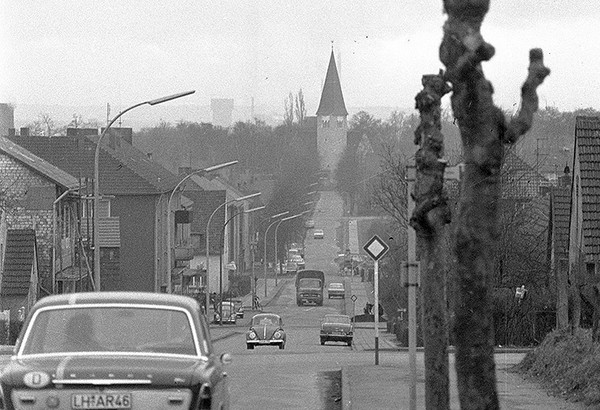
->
[295,270,325,306]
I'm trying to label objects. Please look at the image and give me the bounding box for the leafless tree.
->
[294,89,306,125]
[411,72,452,409]
[283,92,294,127]
[439,1,550,408]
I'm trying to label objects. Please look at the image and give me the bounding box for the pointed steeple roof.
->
[316,51,348,116]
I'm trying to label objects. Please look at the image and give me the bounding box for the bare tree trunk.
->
[411,72,452,409]
[439,1,549,408]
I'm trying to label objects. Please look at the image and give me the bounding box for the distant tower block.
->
[316,51,348,179]
[211,98,234,128]
[0,103,15,137]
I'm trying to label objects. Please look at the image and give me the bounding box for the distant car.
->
[320,314,354,346]
[285,260,299,275]
[0,292,231,409]
[313,229,324,239]
[290,254,305,270]
[305,219,315,229]
[232,299,244,318]
[328,282,346,299]
[214,301,237,324]
[246,313,286,350]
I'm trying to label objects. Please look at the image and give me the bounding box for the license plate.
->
[72,393,132,409]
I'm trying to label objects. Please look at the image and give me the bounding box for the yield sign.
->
[363,235,389,261]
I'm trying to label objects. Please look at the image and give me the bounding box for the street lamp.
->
[205,192,261,315]
[218,205,265,325]
[166,160,239,294]
[261,211,290,298]
[94,90,195,291]
[263,211,290,297]
[274,211,310,286]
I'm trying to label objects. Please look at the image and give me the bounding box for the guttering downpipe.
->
[53,189,72,294]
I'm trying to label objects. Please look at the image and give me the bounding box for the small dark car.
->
[320,314,353,346]
[0,292,231,409]
[246,313,286,350]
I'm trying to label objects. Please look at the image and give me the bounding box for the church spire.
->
[316,50,348,116]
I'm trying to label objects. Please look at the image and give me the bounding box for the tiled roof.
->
[575,116,600,257]
[1,229,36,297]
[316,51,348,117]
[501,149,549,199]
[7,135,181,195]
[551,184,571,258]
[0,137,78,189]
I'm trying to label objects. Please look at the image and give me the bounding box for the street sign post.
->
[363,235,389,365]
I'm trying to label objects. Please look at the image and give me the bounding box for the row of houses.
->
[0,127,261,329]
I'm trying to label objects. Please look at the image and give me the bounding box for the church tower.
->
[316,50,348,182]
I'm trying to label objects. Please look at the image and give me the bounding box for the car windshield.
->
[20,306,200,356]
[253,316,279,326]
[329,283,343,289]
[299,278,321,288]
[324,315,351,324]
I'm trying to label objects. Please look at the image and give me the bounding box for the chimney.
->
[20,127,30,137]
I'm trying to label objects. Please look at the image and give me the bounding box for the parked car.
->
[290,254,305,270]
[232,299,244,318]
[285,261,299,275]
[214,301,237,324]
[327,282,346,299]
[246,313,286,350]
[313,229,324,239]
[320,314,353,346]
[0,292,231,409]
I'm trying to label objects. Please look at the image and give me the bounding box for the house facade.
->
[0,136,84,295]
[568,116,600,287]
[8,130,186,293]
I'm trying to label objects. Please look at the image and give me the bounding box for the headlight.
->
[248,332,257,340]
[273,331,282,339]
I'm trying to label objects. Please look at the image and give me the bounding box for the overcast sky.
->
[1,1,598,116]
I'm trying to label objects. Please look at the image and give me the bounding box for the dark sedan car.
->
[0,292,231,409]
[246,313,286,350]
[320,314,353,346]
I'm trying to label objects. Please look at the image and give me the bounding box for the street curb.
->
[341,366,352,410]
[262,278,289,308]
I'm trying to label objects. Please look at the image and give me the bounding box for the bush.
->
[513,328,600,405]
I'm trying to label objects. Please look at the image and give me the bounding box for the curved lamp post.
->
[94,90,195,291]
[166,160,238,294]
[205,192,261,315]
[274,210,310,286]
[262,211,290,297]
[218,205,265,325]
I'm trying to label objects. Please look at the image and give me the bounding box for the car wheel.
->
[320,339,325,345]
[347,340,352,346]
[279,343,285,350]
[247,344,254,350]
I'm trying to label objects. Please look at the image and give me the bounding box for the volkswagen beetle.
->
[0,292,231,409]
[246,313,286,350]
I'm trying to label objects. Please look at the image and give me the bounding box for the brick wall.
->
[0,154,55,279]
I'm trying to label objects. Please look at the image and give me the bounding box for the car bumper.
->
[321,333,353,342]
[328,292,345,298]
[246,339,283,346]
